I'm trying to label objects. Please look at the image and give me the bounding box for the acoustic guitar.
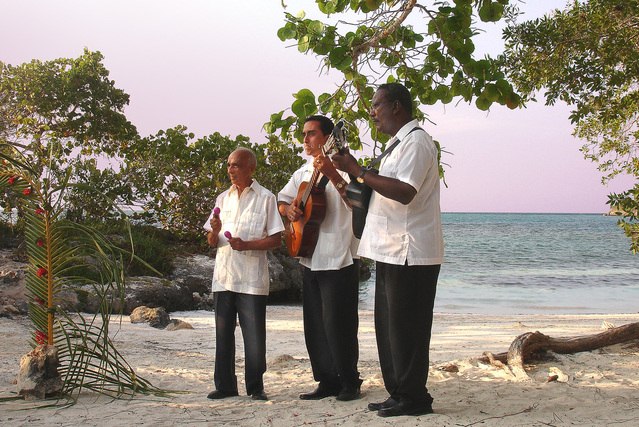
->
[345,169,376,239]
[285,120,347,257]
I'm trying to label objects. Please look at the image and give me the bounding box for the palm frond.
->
[1,147,164,399]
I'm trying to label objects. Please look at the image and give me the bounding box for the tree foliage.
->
[501,0,639,252]
[267,0,521,154]
[121,127,304,237]
[0,49,137,222]
[1,50,304,238]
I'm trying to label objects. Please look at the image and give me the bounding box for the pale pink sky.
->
[1,0,634,213]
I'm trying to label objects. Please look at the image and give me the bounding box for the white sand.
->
[1,307,639,426]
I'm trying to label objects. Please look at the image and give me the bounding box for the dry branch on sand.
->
[477,321,639,380]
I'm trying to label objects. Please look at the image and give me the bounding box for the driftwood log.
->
[477,321,639,381]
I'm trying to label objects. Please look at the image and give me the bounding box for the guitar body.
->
[345,168,377,239]
[285,181,327,257]
[345,181,371,239]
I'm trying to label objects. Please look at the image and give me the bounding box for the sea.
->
[358,213,639,315]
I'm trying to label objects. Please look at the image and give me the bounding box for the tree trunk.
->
[477,321,639,381]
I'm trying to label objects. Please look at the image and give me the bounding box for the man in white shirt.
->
[332,83,444,417]
[278,115,363,402]
[203,147,284,401]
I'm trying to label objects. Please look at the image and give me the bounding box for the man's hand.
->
[331,150,361,177]
[209,216,222,235]
[314,154,337,177]
[228,237,248,251]
[285,199,303,222]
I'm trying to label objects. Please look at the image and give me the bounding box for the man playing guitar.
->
[277,115,363,402]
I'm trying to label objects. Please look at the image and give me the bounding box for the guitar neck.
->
[300,167,322,208]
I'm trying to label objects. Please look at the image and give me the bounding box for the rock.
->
[267,248,303,302]
[124,277,193,313]
[165,319,194,331]
[192,291,215,310]
[130,306,171,329]
[16,344,63,400]
[0,249,28,314]
[170,254,215,296]
[1,247,311,314]
[170,255,216,311]
[0,304,20,318]
[65,276,194,314]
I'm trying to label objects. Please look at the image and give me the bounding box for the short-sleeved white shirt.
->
[203,180,284,295]
[278,162,358,271]
[357,119,444,266]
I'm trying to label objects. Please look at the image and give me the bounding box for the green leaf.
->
[475,95,492,111]
[298,35,310,52]
[328,46,352,70]
[277,24,297,41]
[479,1,504,22]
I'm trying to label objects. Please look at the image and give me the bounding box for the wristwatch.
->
[356,168,367,184]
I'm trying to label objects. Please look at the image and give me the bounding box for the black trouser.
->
[375,262,440,405]
[214,291,267,396]
[302,261,361,390]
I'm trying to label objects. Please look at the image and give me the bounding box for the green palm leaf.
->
[1,143,163,399]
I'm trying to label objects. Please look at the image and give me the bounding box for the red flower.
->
[22,187,32,196]
[35,207,46,215]
[36,267,47,277]
[8,176,17,185]
[35,330,47,345]
[34,296,45,306]
[36,238,45,247]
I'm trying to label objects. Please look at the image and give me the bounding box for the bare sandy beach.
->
[1,307,639,426]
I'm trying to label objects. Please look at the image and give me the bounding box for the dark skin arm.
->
[331,150,417,205]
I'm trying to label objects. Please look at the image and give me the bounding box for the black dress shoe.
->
[336,386,361,401]
[377,401,433,417]
[207,390,238,400]
[251,390,268,401]
[368,397,398,411]
[299,386,340,400]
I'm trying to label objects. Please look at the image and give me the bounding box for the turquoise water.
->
[360,213,639,315]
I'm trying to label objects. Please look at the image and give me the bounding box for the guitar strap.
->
[367,126,424,171]
[317,175,330,190]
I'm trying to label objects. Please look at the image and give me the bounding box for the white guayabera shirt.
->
[203,180,284,296]
[358,119,445,266]
[278,162,359,271]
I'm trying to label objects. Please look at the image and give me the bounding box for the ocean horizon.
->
[359,212,639,316]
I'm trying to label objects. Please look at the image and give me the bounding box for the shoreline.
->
[2,308,639,426]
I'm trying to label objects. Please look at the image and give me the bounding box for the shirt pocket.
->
[239,210,267,240]
[231,252,260,284]
[364,212,403,255]
[215,250,260,286]
[364,212,388,246]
